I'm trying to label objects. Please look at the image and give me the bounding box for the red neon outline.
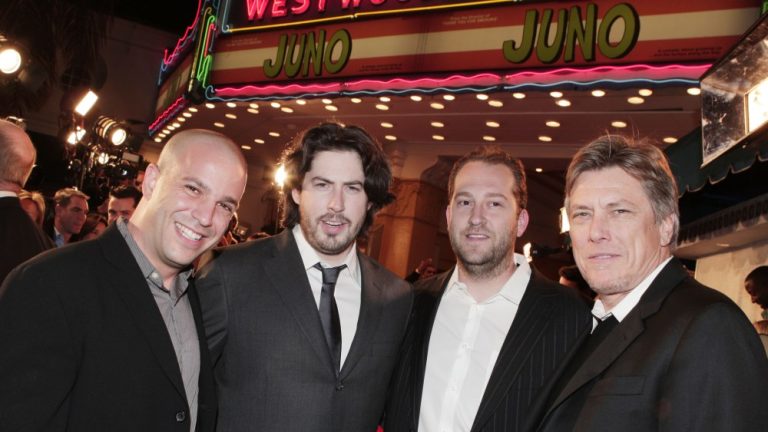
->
[162,0,204,67]
[149,97,187,132]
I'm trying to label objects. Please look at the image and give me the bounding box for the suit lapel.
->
[263,230,334,372]
[98,225,187,400]
[545,259,688,415]
[470,270,556,431]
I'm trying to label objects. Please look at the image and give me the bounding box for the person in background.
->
[537,135,768,431]
[745,265,768,355]
[19,189,47,227]
[405,258,438,283]
[107,184,143,224]
[0,119,54,282]
[71,213,108,242]
[0,129,248,431]
[51,187,89,247]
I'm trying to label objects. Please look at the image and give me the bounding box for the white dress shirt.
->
[292,225,361,367]
[591,256,673,328]
[419,254,532,432]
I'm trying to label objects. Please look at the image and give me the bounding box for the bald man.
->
[0,130,248,432]
[0,119,54,282]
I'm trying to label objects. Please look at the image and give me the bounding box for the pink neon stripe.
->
[163,0,204,67]
[149,97,187,132]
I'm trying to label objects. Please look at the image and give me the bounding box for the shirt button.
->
[175,411,186,422]
[336,382,344,391]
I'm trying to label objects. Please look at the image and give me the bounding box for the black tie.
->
[314,263,346,374]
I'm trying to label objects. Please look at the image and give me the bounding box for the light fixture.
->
[432,134,444,141]
[380,122,394,128]
[375,104,389,111]
[97,152,110,165]
[556,99,571,107]
[482,135,496,141]
[410,95,422,102]
[351,97,362,103]
[443,94,455,101]
[74,90,99,116]
[325,105,338,111]
[281,106,294,113]
[182,112,192,118]
[538,135,552,142]
[249,103,259,109]
[176,117,186,123]
[296,99,306,105]
[488,100,503,107]
[611,120,627,128]
[321,98,333,104]
[247,108,259,114]
[274,164,287,188]
[188,107,199,112]
[171,122,181,128]
[512,92,526,99]
[241,145,252,150]
[638,89,653,97]
[384,135,397,141]
[66,127,87,145]
[627,96,644,104]
[205,103,215,109]
[545,120,560,128]
[226,102,237,108]
[662,136,678,144]
[94,116,127,146]
[476,94,489,101]
[430,102,444,110]
[535,168,543,173]
[254,138,265,144]
[687,87,701,96]
[154,137,162,143]
[0,45,22,75]
[270,101,281,108]
[225,113,237,119]
[591,89,606,97]
[269,131,280,137]
[550,91,563,98]
[214,122,225,128]
[379,96,391,102]
[431,121,444,128]
[486,121,500,128]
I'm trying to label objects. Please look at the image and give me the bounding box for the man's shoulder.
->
[359,253,410,291]
[528,271,591,312]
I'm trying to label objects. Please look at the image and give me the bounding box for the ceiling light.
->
[247,108,259,114]
[254,138,265,144]
[162,129,170,135]
[663,136,678,144]
[158,133,166,138]
[321,98,333,104]
[182,112,192,118]
[225,113,237,119]
[611,120,627,128]
[249,103,259,109]
[0,46,23,74]
[296,99,307,105]
[482,135,496,142]
[431,121,444,128]
[188,107,198,113]
[591,89,606,97]
[154,137,162,143]
[176,117,186,122]
[556,99,571,107]
[214,122,225,128]
[269,131,280,137]
[281,106,294,113]
[687,87,701,96]
[241,145,252,150]
[430,102,444,109]
[512,92,526,99]
[627,96,644,104]
[171,122,181,128]
[538,135,552,142]
[488,100,503,107]
[270,101,281,108]
[545,120,560,128]
[205,103,215,109]
[384,135,397,141]
[638,89,653,97]
[535,168,543,173]
[380,122,394,128]
[74,90,98,116]
[443,94,455,101]
[379,96,391,102]
[433,135,445,141]
[375,104,389,111]
[351,97,362,103]
[486,121,500,128]
[550,91,563,98]
[226,102,237,108]
[410,95,422,102]
[325,105,338,111]
[476,94,489,101]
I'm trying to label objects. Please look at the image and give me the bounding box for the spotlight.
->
[0,46,22,75]
[74,90,99,116]
[94,116,127,146]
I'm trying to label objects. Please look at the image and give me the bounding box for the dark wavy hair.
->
[280,122,394,236]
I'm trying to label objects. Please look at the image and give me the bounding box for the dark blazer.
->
[384,267,591,432]
[0,196,54,283]
[0,224,216,432]
[538,259,768,432]
[196,229,413,432]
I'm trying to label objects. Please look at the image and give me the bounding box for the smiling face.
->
[131,133,247,283]
[446,161,528,279]
[291,150,370,265]
[568,166,673,308]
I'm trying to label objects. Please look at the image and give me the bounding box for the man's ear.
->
[516,208,530,237]
[659,213,675,247]
[142,164,160,200]
[291,188,301,205]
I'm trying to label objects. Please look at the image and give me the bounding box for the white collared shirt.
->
[292,225,361,367]
[0,191,17,198]
[419,254,532,432]
[591,257,673,328]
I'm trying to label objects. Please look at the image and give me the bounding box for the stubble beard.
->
[451,229,515,280]
[301,211,359,256]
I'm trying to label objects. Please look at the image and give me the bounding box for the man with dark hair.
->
[537,135,768,431]
[197,122,412,432]
[385,146,590,432]
[745,266,768,354]
[0,129,249,431]
[0,119,54,282]
[107,184,143,224]
[51,187,89,246]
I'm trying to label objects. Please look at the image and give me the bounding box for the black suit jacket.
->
[538,259,768,431]
[0,196,54,283]
[384,267,591,432]
[0,224,216,432]
[196,229,413,432]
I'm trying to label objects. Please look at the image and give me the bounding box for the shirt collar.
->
[0,191,17,198]
[292,225,361,284]
[592,256,673,322]
[446,253,531,304]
